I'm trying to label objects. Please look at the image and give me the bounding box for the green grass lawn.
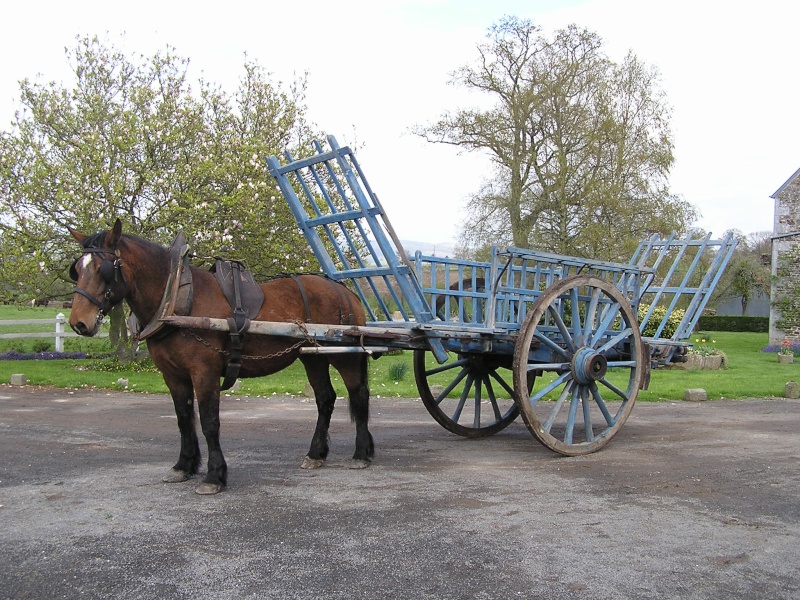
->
[0,304,112,354]
[0,309,790,400]
[640,330,789,400]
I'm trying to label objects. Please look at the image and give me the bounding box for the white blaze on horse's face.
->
[80,254,92,271]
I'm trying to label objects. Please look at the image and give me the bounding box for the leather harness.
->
[127,235,357,390]
[211,259,265,390]
[129,233,193,342]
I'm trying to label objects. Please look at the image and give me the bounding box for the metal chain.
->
[179,326,311,361]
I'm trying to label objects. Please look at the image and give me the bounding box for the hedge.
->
[696,315,769,332]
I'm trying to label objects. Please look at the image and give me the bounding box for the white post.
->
[55,313,65,352]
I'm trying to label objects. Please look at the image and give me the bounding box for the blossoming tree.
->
[0,36,321,353]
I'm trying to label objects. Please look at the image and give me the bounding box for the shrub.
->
[638,304,685,339]
[32,340,52,353]
[388,361,408,382]
[697,315,769,332]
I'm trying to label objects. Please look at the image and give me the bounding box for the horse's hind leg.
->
[163,378,201,483]
[300,355,337,469]
[332,354,374,469]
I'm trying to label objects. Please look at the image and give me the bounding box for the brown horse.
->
[68,219,373,494]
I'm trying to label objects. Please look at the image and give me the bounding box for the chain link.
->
[180,323,312,361]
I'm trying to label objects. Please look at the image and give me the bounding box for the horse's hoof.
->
[195,482,224,495]
[300,456,325,470]
[163,468,191,483]
[349,459,370,470]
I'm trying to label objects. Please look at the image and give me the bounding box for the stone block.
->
[10,374,27,386]
[786,381,799,399]
[684,388,707,402]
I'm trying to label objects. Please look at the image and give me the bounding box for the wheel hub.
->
[572,347,608,384]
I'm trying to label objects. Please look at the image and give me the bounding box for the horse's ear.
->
[69,228,87,244]
[106,219,123,248]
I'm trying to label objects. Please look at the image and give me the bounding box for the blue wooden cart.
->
[172,136,734,456]
[257,136,738,455]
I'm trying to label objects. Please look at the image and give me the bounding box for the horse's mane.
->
[80,231,109,250]
[81,228,166,254]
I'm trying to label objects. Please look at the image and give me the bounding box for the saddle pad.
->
[211,259,265,319]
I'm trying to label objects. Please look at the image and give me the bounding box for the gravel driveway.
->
[1,385,798,599]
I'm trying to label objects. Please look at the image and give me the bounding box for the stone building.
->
[770,167,800,345]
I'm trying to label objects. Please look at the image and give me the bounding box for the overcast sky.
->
[2,0,797,246]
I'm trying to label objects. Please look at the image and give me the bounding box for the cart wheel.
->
[512,275,646,455]
[414,350,525,438]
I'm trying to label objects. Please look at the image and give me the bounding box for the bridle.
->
[69,246,127,323]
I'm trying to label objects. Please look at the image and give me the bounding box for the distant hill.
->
[400,240,456,257]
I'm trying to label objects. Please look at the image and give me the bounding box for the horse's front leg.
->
[162,378,201,484]
[194,378,227,495]
[300,356,337,469]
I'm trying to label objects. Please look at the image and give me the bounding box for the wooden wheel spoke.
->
[530,362,570,371]
[583,287,602,340]
[548,305,576,352]
[530,371,571,404]
[595,327,633,354]
[489,369,514,398]
[484,376,503,422]
[564,385,581,444]
[581,387,594,442]
[434,367,469,405]
[590,383,616,426]
[589,301,621,347]
[607,360,637,368]
[570,286,581,341]
[425,358,468,377]
[598,377,631,402]
[543,381,573,432]
[472,378,483,429]
[534,330,571,359]
[451,373,474,422]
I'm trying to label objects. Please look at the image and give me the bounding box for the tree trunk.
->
[108,302,134,359]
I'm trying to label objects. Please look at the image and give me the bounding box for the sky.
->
[2,0,798,248]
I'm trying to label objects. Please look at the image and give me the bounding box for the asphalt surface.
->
[1,385,799,599]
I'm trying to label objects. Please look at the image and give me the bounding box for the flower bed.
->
[0,350,87,361]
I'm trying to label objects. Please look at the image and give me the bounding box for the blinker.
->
[69,259,79,281]
[99,259,116,283]
[68,254,117,283]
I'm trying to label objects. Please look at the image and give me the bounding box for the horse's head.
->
[68,218,128,336]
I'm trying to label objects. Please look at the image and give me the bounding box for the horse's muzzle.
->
[69,316,100,337]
